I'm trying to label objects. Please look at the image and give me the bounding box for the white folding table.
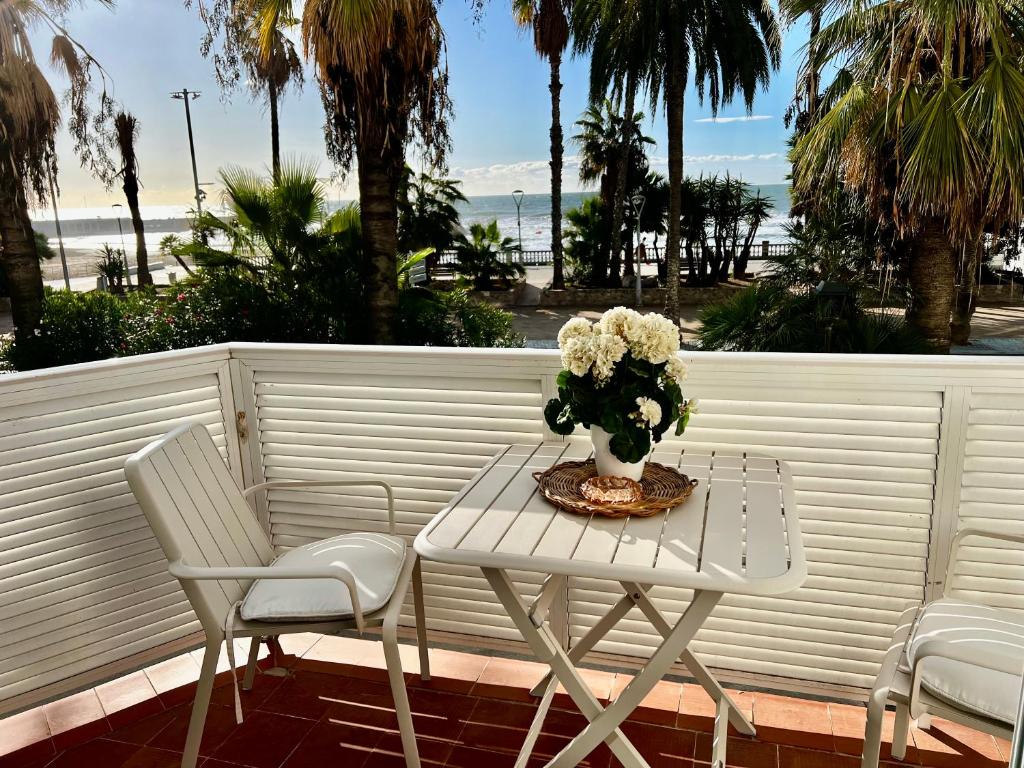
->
[414,441,806,768]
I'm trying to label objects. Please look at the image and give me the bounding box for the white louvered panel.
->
[950,392,1024,611]
[0,365,233,707]
[569,387,941,691]
[246,363,547,641]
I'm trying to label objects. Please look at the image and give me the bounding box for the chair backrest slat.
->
[126,423,274,629]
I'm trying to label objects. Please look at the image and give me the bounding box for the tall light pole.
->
[171,89,203,216]
[631,193,646,307]
[46,166,71,290]
[112,203,132,288]
[512,189,525,255]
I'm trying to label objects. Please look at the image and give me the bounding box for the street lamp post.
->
[512,189,525,255]
[112,203,131,288]
[631,193,646,307]
[171,89,203,217]
[46,166,71,290]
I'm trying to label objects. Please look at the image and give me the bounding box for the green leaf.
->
[609,424,651,463]
[675,408,691,436]
[544,398,576,435]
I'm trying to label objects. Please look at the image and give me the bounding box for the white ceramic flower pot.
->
[590,426,647,481]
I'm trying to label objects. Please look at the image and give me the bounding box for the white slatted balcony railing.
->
[1,344,1023,715]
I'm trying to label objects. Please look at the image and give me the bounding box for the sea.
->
[30,184,793,255]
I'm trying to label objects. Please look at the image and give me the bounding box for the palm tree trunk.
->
[123,173,151,286]
[664,37,685,323]
[0,181,44,337]
[356,140,400,344]
[950,233,982,346]
[269,80,281,184]
[907,219,956,352]
[611,72,638,281]
[549,53,565,291]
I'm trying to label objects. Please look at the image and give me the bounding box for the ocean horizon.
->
[31,185,793,254]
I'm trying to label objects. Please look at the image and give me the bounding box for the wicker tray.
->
[532,459,699,518]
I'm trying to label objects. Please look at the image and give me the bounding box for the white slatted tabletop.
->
[416,441,805,596]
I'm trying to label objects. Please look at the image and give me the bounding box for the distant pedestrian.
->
[637,238,648,265]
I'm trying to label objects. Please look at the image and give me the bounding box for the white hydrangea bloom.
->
[626,313,680,364]
[598,306,642,339]
[635,396,662,426]
[561,336,595,377]
[591,332,628,384]
[665,355,687,386]
[557,317,594,348]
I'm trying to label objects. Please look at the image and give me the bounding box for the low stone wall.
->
[979,284,1024,303]
[538,282,744,308]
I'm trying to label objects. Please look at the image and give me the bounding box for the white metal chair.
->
[862,527,1024,767]
[125,422,430,768]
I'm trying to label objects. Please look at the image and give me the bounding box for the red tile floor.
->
[0,634,1009,768]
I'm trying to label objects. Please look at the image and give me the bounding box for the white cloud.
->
[694,115,774,124]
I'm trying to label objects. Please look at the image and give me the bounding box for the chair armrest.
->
[243,479,396,535]
[945,527,1024,597]
[168,559,365,632]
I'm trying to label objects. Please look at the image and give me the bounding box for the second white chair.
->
[125,422,429,768]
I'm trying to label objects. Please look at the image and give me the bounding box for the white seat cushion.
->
[906,598,1024,724]
[241,533,406,622]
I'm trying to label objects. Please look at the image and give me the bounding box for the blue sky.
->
[36,0,807,212]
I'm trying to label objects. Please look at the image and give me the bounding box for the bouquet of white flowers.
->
[544,307,695,479]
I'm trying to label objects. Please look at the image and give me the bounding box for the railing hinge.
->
[236,410,249,442]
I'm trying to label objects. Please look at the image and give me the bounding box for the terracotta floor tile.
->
[271,634,321,660]
[0,739,55,768]
[612,675,684,726]
[302,636,380,667]
[620,721,697,767]
[105,708,179,747]
[95,672,164,729]
[259,671,358,721]
[472,657,547,702]
[0,707,51,758]
[445,745,545,768]
[279,718,376,768]
[209,667,286,714]
[553,667,617,709]
[409,650,488,695]
[910,720,1005,768]
[779,745,860,768]
[43,737,141,768]
[209,710,316,768]
[43,689,110,750]
[827,703,868,756]
[678,684,754,734]
[694,733,779,768]
[120,745,186,768]
[753,693,833,752]
[146,654,202,707]
[148,703,240,757]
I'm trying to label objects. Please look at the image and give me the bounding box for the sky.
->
[31,0,808,215]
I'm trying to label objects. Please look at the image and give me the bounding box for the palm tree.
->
[619,0,779,322]
[301,0,450,343]
[574,99,653,283]
[573,0,657,285]
[397,166,467,275]
[244,0,303,181]
[788,0,1024,350]
[113,111,152,286]
[0,0,112,338]
[454,221,526,290]
[735,190,773,278]
[513,0,571,290]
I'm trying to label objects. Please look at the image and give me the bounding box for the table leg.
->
[483,567,649,768]
[621,581,756,737]
[544,589,722,768]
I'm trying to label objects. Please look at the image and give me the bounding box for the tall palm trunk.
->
[549,52,565,290]
[123,172,151,286]
[950,233,983,345]
[907,219,956,351]
[664,35,685,323]
[356,140,400,344]
[610,72,638,282]
[0,182,44,337]
[269,80,281,183]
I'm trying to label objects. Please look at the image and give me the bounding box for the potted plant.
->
[544,307,694,480]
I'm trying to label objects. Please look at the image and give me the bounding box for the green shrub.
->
[1,289,127,371]
[397,287,523,348]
